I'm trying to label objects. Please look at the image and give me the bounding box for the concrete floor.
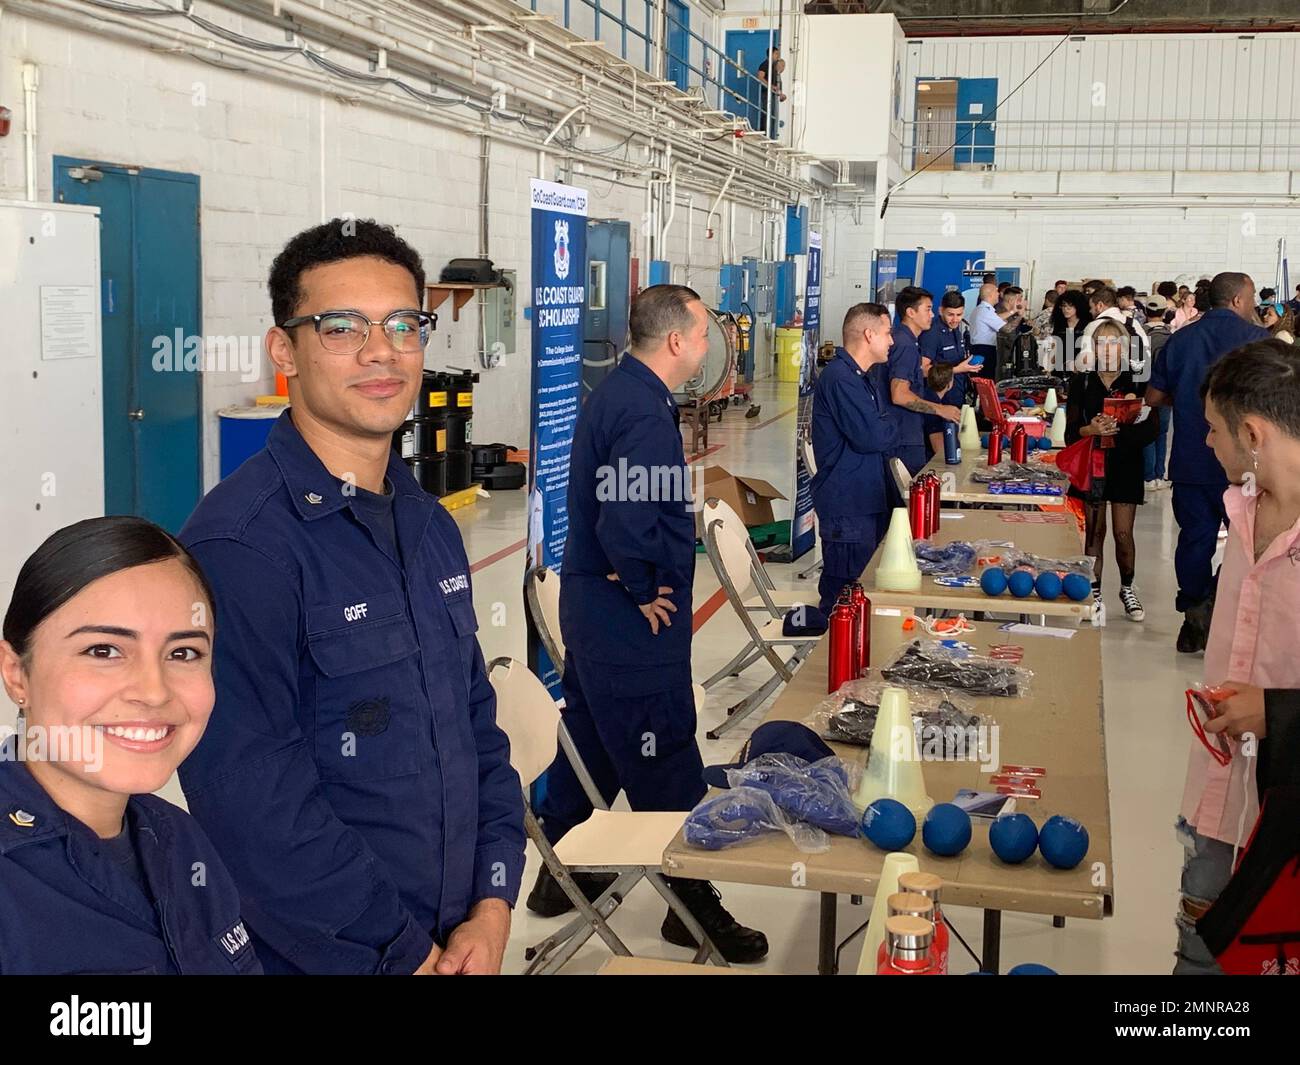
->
[456,377,1207,975]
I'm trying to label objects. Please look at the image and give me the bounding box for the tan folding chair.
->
[699,508,820,740]
[525,564,566,669]
[489,657,727,974]
[526,564,707,714]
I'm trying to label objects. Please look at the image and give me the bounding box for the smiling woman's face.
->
[10,559,214,797]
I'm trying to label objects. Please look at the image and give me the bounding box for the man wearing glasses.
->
[178,219,525,974]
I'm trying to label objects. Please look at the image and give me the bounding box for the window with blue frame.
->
[914,76,999,167]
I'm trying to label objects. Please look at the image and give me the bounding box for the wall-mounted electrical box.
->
[785,204,808,257]
[718,263,747,314]
[483,269,516,363]
[773,260,797,325]
[648,259,671,286]
[750,257,773,315]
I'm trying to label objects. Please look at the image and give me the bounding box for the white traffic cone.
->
[857,850,922,975]
[854,686,934,818]
[1048,406,1067,447]
[959,405,980,452]
[874,508,922,592]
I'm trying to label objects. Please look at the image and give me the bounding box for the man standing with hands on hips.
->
[528,284,769,963]
[811,303,900,612]
[887,285,961,476]
[179,219,525,974]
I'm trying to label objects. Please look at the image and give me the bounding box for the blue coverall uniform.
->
[179,412,525,974]
[810,348,900,612]
[887,322,930,476]
[536,355,706,843]
[0,749,261,974]
[1148,309,1269,612]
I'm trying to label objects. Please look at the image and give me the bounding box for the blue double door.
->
[54,158,203,533]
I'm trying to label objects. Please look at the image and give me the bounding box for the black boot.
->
[525,864,618,918]
[1176,597,1214,654]
[661,878,769,963]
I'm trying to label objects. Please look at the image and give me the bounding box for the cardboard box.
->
[699,465,787,529]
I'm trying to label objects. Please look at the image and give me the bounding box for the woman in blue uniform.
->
[0,516,260,974]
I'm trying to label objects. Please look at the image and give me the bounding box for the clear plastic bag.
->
[683,786,830,853]
[807,678,988,759]
[914,540,978,576]
[970,459,1068,484]
[998,549,1095,581]
[879,639,1033,698]
[724,753,862,837]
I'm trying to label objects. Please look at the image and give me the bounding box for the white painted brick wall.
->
[821,170,1300,338]
[1,10,766,491]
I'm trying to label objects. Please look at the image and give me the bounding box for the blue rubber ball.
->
[1008,963,1058,975]
[1039,815,1090,869]
[1035,571,1063,601]
[1001,435,1012,448]
[980,567,1008,596]
[989,813,1039,864]
[1062,573,1092,602]
[1007,570,1035,598]
[861,798,916,851]
[980,433,990,449]
[1021,397,1035,408]
[922,803,972,857]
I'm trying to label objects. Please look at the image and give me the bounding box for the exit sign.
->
[742,17,759,27]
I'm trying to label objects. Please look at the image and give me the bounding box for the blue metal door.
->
[583,219,631,398]
[666,0,690,91]
[55,158,202,533]
[723,29,779,128]
[956,78,998,166]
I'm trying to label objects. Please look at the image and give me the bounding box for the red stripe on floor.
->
[691,585,729,634]
[688,443,725,463]
[746,405,796,431]
[470,537,527,573]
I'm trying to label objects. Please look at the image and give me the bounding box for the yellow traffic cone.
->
[874,508,922,592]
[857,850,921,974]
[854,686,935,817]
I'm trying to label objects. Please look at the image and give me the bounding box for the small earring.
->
[1252,449,1260,470]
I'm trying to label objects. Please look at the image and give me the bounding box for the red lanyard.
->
[1185,688,1233,766]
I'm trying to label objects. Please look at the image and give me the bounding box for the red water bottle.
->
[908,479,927,540]
[925,473,941,537]
[987,426,1003,465]
[876,916,941,976]
[899,872,950,975]
[1010,425,1028,463]
[849,583,870,675]
[827,603,856,693]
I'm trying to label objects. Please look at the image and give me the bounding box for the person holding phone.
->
[0,516,260,974]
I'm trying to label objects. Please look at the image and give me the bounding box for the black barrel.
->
[445,448,472,492]
[393,418,444,460]
[445,368,479,452]
[418,371,450,417]
[409,454,448,497]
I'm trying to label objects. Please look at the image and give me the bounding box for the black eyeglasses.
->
[280,309,437,354]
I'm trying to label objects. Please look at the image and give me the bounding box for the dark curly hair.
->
[268,218,425,326]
